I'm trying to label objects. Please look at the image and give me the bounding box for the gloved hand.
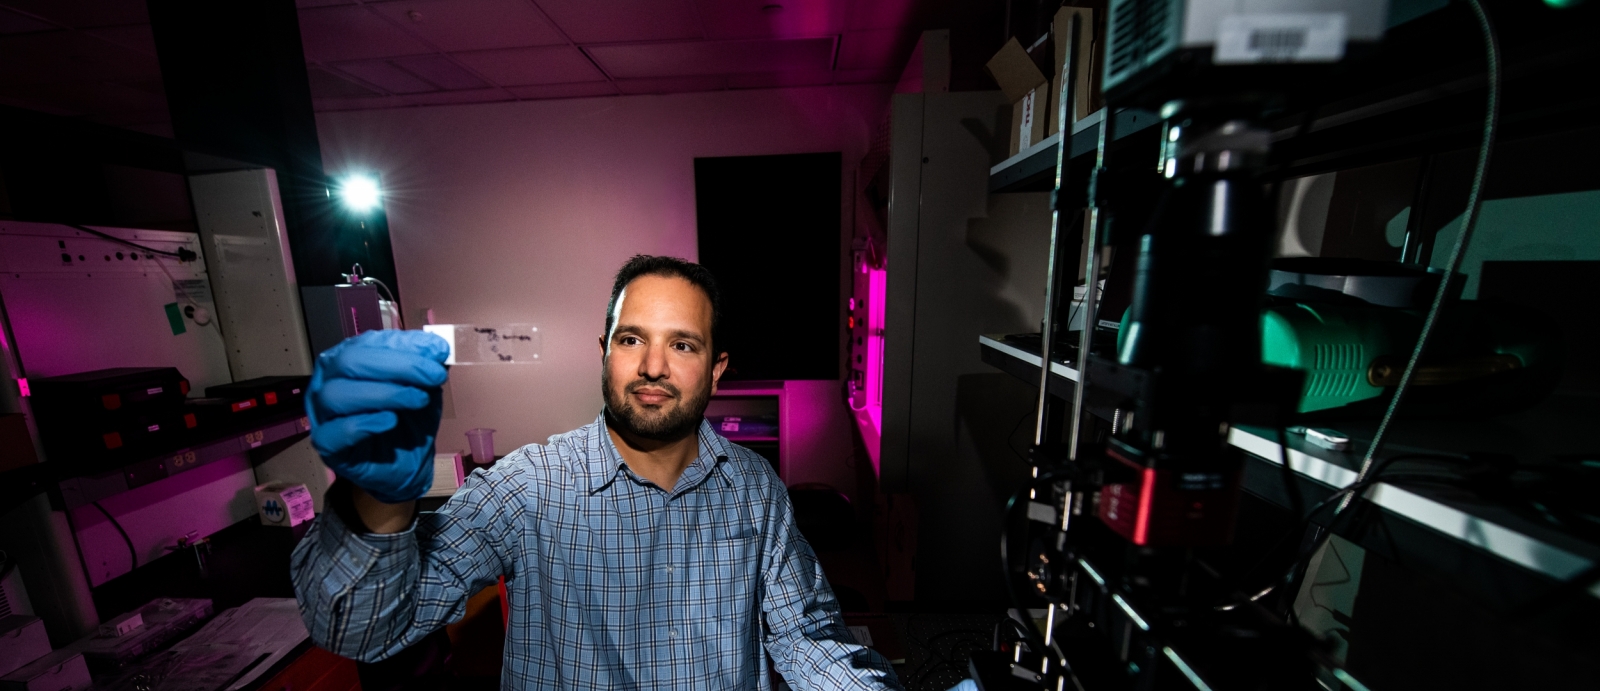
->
[306,330,450,503]
[945,681,978,691]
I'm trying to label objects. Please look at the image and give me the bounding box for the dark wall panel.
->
[695,152,841,381]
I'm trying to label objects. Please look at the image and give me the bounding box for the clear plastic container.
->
[465,428,496,463]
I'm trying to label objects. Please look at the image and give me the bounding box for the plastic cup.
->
[465,428,496,464]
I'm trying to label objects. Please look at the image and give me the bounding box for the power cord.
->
[1276,426,1306,521]
[91,501,139,570]
[999,469,1071,662]
[67,224,197,262]
[344,263,406,329]
[1278,457,1475,592]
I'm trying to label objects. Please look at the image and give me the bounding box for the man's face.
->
[600,274,728,442]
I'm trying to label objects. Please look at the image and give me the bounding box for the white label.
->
[1018,90,1037,148]
[847,625,874,646]
[147,424,160,432]
[1215,13,1346,64]
[147,387,164,395]
[172,278,213,305]
[1027,501,1058,524]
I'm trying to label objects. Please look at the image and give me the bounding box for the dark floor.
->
[888,611,1011,691]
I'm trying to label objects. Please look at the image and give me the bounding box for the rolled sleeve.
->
[291,470,517,663]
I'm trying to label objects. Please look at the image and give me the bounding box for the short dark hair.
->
[604,254,722,350]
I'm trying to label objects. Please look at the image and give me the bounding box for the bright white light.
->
[339,175,382,212]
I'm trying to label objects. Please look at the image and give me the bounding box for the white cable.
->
[1343,0,1501,508]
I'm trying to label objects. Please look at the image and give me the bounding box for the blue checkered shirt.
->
[291,414,901,690]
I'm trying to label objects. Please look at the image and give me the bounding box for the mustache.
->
[625,379,681,398]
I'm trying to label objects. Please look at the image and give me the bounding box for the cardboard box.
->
[424,452,465,499]
[0,616,50,678]
[985,37,1049,156]
[1012,83,1051,155]
[0,651,91,691]
[1048,6,1102,134]
[98,611,144,638]
[255,482,315,527]
[70,598,213,671]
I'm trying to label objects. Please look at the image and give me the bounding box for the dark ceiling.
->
[0,0,953,138]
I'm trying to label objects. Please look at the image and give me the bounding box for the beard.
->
[601,366,711,442]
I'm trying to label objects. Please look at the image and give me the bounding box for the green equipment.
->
[1119,298,1560,416]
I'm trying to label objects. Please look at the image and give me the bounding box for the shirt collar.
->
[584,412,733,496]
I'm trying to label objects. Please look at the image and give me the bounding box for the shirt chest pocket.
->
[690,501,761,598]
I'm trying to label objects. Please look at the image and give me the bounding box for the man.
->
[291,255,902,690]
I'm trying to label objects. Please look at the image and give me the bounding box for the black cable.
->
[999,470,1070,660]
[1348,0,1500,497]
[1276,426,1305,521]
[1279,468,1468,590]
[91,501,139,569]
[1222,454,1470,610]
[1006,410,1032,463]
[67,224,196,262]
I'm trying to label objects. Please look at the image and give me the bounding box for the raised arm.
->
[289,330,509,661]
[759,484,902,691]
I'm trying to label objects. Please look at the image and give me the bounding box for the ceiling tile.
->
[587,37,834,79]
[307,66,386,98]
[315,87,511,111]
[391,54,487,90]
[506,81,617,99]
[0,31,160,86]
[726,69,835,89]
[847,0,918,30]
[82,23,158,55]
[368,0,566,51]
[533,0,702,43]
[451,45,603,85]
[835,28,914,70]
[614,75,726,95]
[697,0,847,40]
[298,5,432,62]
[0,0,149,29]
[334,59,439,94]
[0,7,55,34]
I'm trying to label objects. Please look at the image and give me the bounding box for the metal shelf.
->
[987,108,1162,194]
[57,412,311,508]
[978,333,1600,598]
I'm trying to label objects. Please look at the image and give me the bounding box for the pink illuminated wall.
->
[849,266,887,472]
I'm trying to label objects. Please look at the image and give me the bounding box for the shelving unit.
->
[18,412,313,509]
[987,108,1161,193]
[980,334,1600,599]
[708,382,783,479]
[971,7,1600,682]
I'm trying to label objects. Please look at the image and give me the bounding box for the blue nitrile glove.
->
[945,681,977,691]
[306,330,450,504]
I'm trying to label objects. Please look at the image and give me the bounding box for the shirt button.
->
[668,628,678,639]
[665,565,675,575]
